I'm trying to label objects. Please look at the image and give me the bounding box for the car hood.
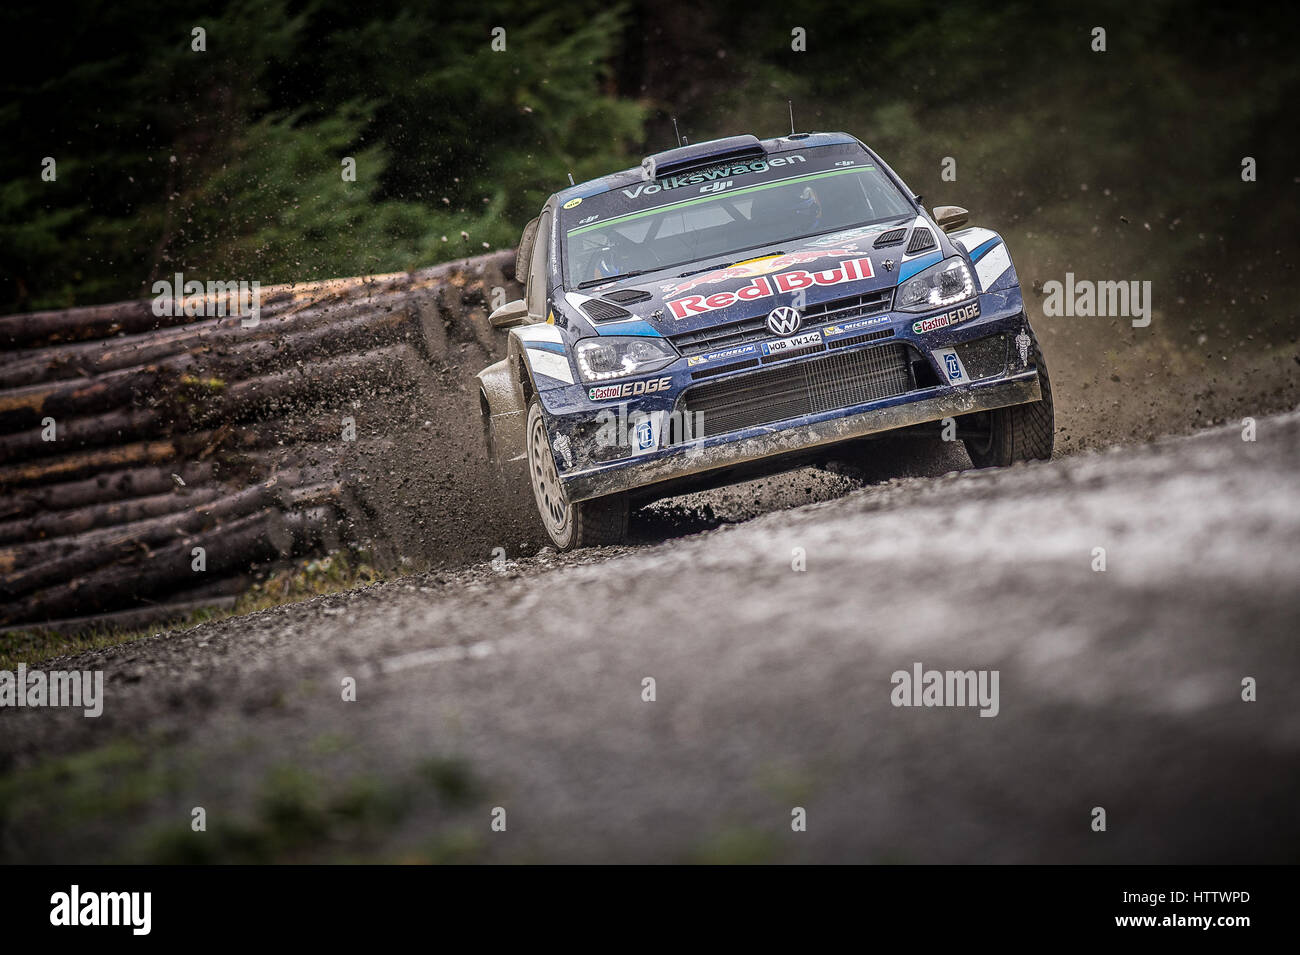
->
[566,218,946,337]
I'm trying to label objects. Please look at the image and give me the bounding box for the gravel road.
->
[2,410,1298,863]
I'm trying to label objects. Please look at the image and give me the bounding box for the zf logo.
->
[635,420,654,450]
[699,179,733,194]
[944,354,962,380]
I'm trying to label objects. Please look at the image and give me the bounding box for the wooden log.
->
[0,503,340,626]
[0,298,329,388]
[0,438,187,489]
[0,461,217,518]
[0,508,288,625]
[0,254,518,630]
[283,482,343,508]
[0,300,169,349]
[2,482,281,599]
[0,321,211,389]
[0,252,511,351]
[0,286,434,391]
[0,465,336,570]
[0,365,169,433]
[0,485,223,546]
[0,339,418,463]
[222,341,419,407]
[212,303,414,374]
[0,407,162,461]
[0,285,307,350]
[0,303,412,432]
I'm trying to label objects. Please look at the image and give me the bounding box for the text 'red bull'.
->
[667,256,875,319]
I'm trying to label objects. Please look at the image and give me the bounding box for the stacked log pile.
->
[0,251,520,634]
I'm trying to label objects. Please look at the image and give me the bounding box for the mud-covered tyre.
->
[963,332,1055,468]
[526,399,628,550]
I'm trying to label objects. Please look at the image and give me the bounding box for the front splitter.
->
[561,371,1043,502]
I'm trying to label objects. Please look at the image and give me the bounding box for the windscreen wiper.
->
[576,269,658,290]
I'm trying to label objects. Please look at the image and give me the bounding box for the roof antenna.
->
[671,116,684,147]
[788,100,796,136]
[567,171,575,186]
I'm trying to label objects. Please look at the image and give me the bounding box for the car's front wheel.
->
[526,398,628,550]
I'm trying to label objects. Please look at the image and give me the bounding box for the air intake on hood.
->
[874,228,907,248]
[602,288,652,305]
[580,299,633,323]
[906,227,936,254]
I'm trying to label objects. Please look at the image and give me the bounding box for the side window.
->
[526,210,552,318]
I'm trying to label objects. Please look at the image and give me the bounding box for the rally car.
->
[477,131,1054,549]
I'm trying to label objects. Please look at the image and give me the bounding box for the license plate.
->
[761,330,823,357]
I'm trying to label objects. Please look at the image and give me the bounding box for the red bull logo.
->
[667,256,876,320]
[666,249,861,297]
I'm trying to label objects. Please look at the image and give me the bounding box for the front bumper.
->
[561,368,1041,502]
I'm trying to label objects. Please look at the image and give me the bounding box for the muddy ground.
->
[2,406,1297,863]
[3,262,1299,862]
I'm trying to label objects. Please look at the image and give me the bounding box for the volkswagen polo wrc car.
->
[477,131,1054,549]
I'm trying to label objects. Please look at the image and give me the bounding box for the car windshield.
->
[560,144,913,288]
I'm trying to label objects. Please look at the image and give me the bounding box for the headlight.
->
[573,336,677,382]
[896,257,975,312]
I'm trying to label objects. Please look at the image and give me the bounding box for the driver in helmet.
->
[789,185,824,231]
[587,231,635,282]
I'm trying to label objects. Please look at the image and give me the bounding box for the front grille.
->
[668,288,893,357]
[828,328,894,350]
[799,288,893,324]
[675,343,915,440]
[690,358,760,380]
[670,314,772,357]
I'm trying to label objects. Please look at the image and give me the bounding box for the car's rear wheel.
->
[526,399,628,550]
[963,330,1055,468]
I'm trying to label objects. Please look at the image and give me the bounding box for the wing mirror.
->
[489,298,530,328]
[932,205,970,233]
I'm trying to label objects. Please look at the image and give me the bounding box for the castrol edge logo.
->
[667,256,875,320]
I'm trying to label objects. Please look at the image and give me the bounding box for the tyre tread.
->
[571,494,629,548]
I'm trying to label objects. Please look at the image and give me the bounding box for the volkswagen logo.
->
[766,306,802,336]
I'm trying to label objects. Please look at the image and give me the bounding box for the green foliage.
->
[2,0,1294,316]
[650,0,1299,338]
[0,0,644,310]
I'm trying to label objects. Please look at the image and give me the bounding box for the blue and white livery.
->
[477,131,1055,549]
